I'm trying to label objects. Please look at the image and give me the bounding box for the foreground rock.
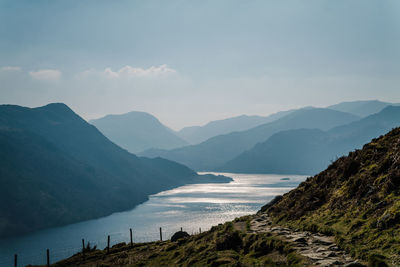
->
[248,213,364,267]
[170,231,190,242]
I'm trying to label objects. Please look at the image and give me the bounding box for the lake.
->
[0,172,308,266]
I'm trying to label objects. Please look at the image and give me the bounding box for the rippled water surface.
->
[0,172,307,266]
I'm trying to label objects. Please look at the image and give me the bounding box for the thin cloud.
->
[29,69,62,81]
[103,64,177,79]
[0,66,21,72]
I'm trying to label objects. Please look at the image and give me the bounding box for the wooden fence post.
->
[199,227,201,233]
[82,238,85,253]
[159,227,162,241]
[107,235,110,254]
[130,228,133,247]
[180,227,182,232]
[14,254,17,267]
[46,249,50,267]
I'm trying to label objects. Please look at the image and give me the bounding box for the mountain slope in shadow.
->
[0,103,230,237]
[141,108,360,171]
[177,109,298,145]
[220,106,400,175]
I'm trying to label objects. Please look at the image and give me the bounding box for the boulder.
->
[171,231,190,242]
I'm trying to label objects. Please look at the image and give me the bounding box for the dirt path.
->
[248,213,365,267]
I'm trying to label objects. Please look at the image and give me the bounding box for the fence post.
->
[130,228,133,248]
[46,249,50,267]
[14,254,17,267]
[180,227,183,232]
[159,227,162,241]
[107,235,110,254]
[82,238,85,253]
[199,227,201,233]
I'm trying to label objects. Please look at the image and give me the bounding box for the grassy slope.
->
[44,219,309,267]
[264,128,400,266]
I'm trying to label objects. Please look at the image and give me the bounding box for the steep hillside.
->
[90,111,188,153]
[177,109,296,144]
[39,220,310,267]
[328,100,399,118]
[141,108,359,170]
[220,129,331,175]
[0,104,230,237]
[263,127,400,265]
[220,106,400,175]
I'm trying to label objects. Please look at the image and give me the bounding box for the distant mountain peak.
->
[90,110,187,153]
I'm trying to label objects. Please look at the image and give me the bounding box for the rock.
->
[315,259,339,266]
[327,251,337,257]
[313,236,333,245]
[344,262,367,267]
[302,252,324,260]
[316,247,327,253]
[293,237,308,243]
[171,231,190,242]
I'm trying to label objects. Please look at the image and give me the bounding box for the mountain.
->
[328,100,400,118]
[90,111,188,153]
[221,106,400,175]
[0,103,230,237]
[140,108,360,170]
[177,109,297,144]
[263,127,400,265]
[219,129,330,175]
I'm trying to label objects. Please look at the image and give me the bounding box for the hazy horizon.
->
[1,0,399,129]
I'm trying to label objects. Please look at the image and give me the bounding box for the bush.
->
[368,254,388,267]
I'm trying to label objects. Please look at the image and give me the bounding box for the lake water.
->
[0,172,307,266]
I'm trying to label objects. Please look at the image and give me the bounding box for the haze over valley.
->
[1,1,399,266]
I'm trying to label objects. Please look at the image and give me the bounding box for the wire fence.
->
[0,225,205,267]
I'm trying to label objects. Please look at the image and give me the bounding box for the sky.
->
[0,0,399,130]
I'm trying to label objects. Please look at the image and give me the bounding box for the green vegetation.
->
[265,127,400,266]
[44,220,308,267]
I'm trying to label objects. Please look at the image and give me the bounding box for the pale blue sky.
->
[1,0,399,129]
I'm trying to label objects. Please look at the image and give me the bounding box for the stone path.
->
[248,213,365,267]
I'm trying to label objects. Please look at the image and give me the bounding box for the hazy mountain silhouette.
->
[0,103,230,237]
[328,100,400,117]
[90,111,188,153]
[177,109,297,144]
[140,108,359,170]
[220,106,400,175]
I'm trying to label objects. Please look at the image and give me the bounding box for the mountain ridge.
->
[0,103,230,237]
[141,108,360,170]
[328,100,400,117]
[177,108,300,144]
[220,106,400,175]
